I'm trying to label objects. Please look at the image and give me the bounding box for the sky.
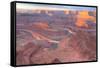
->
[16,3,96,11]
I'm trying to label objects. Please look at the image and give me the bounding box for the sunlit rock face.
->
[16,6,97,65]
[76,11,96,28]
